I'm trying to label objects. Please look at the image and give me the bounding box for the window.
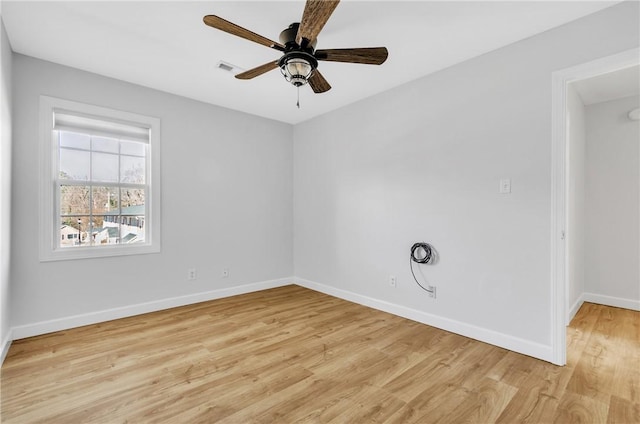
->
[40,96,161,261]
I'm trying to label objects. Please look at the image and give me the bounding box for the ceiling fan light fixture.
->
[279,52,318,87]
[282,58,312,86]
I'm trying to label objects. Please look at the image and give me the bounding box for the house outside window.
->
[40,96,161,261]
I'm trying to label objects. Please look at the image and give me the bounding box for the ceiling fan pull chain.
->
[297,86,300,109]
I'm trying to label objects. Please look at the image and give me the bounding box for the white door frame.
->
[550,47,639,366]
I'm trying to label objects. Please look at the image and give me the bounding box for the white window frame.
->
[39,96,161,261]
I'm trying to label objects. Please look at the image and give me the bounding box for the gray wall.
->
[585,95,640,303]
[10,55,293,327]
[293,1,639,347]
[566,84,587,321]
[1,15,13,357]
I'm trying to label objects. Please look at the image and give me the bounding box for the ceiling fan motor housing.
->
[279,23,317,51]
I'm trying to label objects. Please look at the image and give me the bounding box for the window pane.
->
[121,188,145,211]
[92,186,119,226]
[92,186,119,212]
[120,189,145,243]
[92,151,119,182]
[60,185,90,215]
[121,155,145,184]
[120,215,145,244]
[59,148,90,180]
[59,131,90,150]
[60,216,90,248]
[92,225,119,246]
[92,136,119,153]
[93,205,120,246]
[121,141,145,157]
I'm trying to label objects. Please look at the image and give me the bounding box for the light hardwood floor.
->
[1,285,639,423]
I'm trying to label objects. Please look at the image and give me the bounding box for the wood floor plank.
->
[492,355,570,423]
[566,304,633,403]
[609,306,640,404]
[553,392,610,423]
[495,385,559,423]
[566,302,602,367]
[432,377,518,424]
[612,363,640,404]
[607,394,640,423]
[381,335,473,402]
[1,287,639,423]
[324,384,406,424]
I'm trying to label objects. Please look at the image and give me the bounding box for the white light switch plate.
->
[500,179,511,194]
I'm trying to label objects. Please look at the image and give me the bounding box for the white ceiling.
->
[1,1,623,124]
[572,64,640,105]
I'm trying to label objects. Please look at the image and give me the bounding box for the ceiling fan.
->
[203,0,388,95]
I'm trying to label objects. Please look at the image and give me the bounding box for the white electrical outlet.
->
[188,268,197,281]
[389,275,397,288]
[427,285,436,298]
[222,268,229,278]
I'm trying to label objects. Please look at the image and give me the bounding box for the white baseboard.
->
[11,278,292,340]
[567,294,585,325]
[8,276,560,363]
[294,277,553,363]
[582,292,640,311]
[1,328,12,366]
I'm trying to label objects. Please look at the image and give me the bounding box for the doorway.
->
[551,48,639,366]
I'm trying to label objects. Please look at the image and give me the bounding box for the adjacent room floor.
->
[1,285,638,423]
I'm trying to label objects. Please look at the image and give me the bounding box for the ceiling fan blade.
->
[295,0,340,46]
[203,15,285,51]
[315,47,388,65]
[235,61,280,80]
[308,70,331,93]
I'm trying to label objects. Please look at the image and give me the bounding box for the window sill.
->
[40,243,160,262]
